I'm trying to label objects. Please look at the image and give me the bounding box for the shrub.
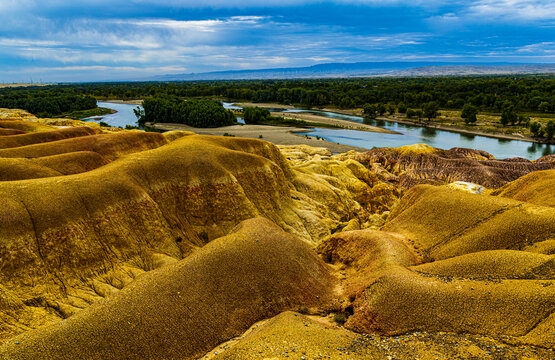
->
[333,312,348,325]
[243,107,270,124]
[530,122,544,137]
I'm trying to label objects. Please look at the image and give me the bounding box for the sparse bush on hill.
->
[333,312,348,325]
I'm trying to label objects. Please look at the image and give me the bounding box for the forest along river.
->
[87,101,553,160]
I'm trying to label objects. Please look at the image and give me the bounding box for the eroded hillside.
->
[0,109,554,359]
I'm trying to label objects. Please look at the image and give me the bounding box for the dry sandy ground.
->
[154,123,369,153]
[102,99,144,105]
[0,83,51,88]
[234,102,295,109]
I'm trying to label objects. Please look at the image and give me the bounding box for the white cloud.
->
[467,0,555,21]
[0,38,63,47]
[0,15,427,70]
[516,41,555,53]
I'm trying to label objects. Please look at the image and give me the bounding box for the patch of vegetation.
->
[243,106,270,124]
[333,312,348,326]
[0,87,97,116]
[139,96,236,128]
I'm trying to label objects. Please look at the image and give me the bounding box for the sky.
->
[0,0,553,82]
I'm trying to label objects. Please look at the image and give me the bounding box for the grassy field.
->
[431,109,553,138]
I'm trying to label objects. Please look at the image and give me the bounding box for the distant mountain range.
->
[150,62,555,81]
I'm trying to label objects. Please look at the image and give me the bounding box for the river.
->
[82,101,143,128]
[87,101,553,160]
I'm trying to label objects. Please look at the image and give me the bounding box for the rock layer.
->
[356,143,555,189]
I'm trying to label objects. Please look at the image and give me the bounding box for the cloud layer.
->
[0,1,553,82]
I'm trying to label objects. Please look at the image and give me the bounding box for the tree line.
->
[5,76,551,113]
[0,87,96,117]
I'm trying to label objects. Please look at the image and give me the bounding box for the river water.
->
[82,101,143,128]
[88,101,553,160]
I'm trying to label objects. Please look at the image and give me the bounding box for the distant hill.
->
[151,62,555,81]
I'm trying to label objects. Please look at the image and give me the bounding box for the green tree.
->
[243,107,270,124]
[461,103,478,125]
[142,97,235,128]
[377,103,386,116]
[406,109,416,119]
[530,122,544,137]
[397,102,407,114]
[133,106,145,126]
[422,101,439,121]
[545,120,555,140]
[387,104,396,115]
[500,105,517,126]
[415,109,423,120]
[538,101,551,113]
[363,103,378,119]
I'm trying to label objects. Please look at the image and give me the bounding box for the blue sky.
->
[0,0,553,82]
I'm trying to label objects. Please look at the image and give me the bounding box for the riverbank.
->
[153,123,369,153]
[270,111,400,134]
[375,115,553,144]
[234,101,553,145]
[102,99,143,105]
[234,102,294,110]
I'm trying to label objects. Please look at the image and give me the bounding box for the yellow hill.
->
[317,229,555,347]
[0,127,99,149]
[382,185,555,260]
[492,169,555,207]
[0,218,335,360]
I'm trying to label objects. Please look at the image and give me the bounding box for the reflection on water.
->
[460,133,475,141]
[421,127,437,139]
[374,119,385,127]
[542,145,553,157]
[283,108,553,160]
